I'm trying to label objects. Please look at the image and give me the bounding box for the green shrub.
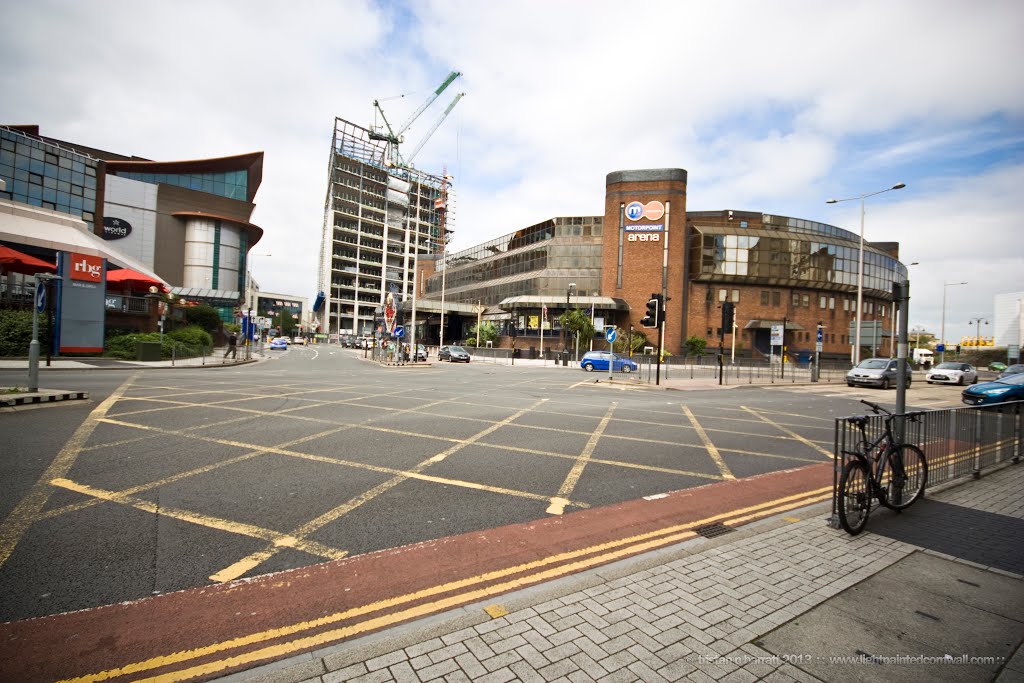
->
[0,309,52,358]
[168,325,212,347]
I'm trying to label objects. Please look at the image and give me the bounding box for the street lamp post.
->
[968,317,989,347]
[827,182,905,365]
[940,281,968,363]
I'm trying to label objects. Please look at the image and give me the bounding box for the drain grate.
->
[694,522,735,539]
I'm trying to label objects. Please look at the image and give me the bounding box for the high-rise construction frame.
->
[318,117,452,337]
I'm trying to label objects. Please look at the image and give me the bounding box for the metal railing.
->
[830,401,1023,523]
[632,355,853,384]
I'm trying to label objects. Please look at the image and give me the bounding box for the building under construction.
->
[317,116,452,337]
[318,72,464,338]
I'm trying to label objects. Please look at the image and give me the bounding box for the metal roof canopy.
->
[500,295,630,311]
[744,320,806,331]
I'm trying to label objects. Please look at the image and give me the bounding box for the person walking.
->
[225,332,238,359]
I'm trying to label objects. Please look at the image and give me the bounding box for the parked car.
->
[846,358,912,389]
[292,336,305,345]
[962,372,1024,405]
[926,362,978,386]
[988,361,1008,372]
[997,364,1024,379]
[580,351,638,373]
[438,345,470,362]
[269,338,288,350]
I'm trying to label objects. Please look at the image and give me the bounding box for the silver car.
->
[926,362,978,385]
[846,358,913,390]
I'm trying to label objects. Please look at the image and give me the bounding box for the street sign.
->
[816,342,823,352]
[35,282,46,312]
[394,325,405,338]
[605,327,617,343]
[770,324,784,346]
[816,328,823,343]
[936,343,946,353]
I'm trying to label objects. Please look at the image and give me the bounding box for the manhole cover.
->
[694,522,735,538]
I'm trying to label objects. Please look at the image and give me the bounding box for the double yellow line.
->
[64,484,832,683]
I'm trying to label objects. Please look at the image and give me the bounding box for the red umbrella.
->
[106,268,168,292]
[0,244,56,275]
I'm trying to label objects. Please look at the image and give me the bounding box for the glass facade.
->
[116,169,247,201]
[424,217,604,304]
[0,127,99,231]
[690,222,907,297]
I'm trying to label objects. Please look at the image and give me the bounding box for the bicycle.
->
[837,400,928,535]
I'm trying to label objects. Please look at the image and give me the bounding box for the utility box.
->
[136,342,162,361]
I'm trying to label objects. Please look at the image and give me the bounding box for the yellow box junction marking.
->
[741,406,834,459]
[682,406,736,480]
[62,485,833,683]
[210,398,551,583]
[547,402,617,515]
[0,374,137,570]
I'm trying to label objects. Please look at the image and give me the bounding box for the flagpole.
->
[540,304,545,362]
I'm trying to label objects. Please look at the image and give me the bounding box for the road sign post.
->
[605,327,617,381]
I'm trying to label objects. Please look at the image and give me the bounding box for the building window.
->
[829,297,835,310]
[732,289,740,302]
[820,295,827,309]
[772,291,781,307]
[843,299,849,312]
[802,294,810,308]
[792,292,800,307]
[761,291,769,305]
[719,289,727,302]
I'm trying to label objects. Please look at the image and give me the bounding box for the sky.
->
[2,0,1022,347]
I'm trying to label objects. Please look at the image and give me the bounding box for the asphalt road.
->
[0,346,969,624]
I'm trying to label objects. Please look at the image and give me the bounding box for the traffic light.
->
[641,294,661,328]
[721,302,734,331]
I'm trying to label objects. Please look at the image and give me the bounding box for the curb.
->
[0,390,89,407]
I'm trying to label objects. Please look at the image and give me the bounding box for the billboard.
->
[58,252,106,353]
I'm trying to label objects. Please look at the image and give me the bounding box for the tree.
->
[471,321,499,346]
[560,308,595,350]
[272,310,298,337]
[183,304,222,333]
[612,328,650,354]
[683,335,707,357]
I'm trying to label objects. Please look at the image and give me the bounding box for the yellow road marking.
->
[0,374,137,570]
[547,403,616,514]
[484,604,509,619]
[682,406,735,480]
[65,484,833,683]
[49,479,347,561]
[210,398,552,583]
[741,406,834,459]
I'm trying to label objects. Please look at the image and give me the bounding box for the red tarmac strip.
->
[0,463,832,682]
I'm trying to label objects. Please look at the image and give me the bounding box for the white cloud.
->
[2,0,1022,347]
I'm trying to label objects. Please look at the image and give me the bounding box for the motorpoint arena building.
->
[415,168,910,361]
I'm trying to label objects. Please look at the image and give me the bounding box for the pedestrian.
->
[225,332,237,359]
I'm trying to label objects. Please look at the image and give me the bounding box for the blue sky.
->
[1,0,1022,347]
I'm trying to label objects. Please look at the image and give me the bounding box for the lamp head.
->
[148,285,159,294]
[892,182,906,190]
[825,199,838,204]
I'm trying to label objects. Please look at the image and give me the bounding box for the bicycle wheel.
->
[881,444,928,511]
[838,459,872,535]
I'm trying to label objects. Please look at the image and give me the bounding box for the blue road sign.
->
[936,343,945,353]
[816,328,823,343]
[35,282,46,312]
[394,326,405,338]
[605,327,617,343]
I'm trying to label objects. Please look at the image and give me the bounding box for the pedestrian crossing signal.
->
[641,294,661,328]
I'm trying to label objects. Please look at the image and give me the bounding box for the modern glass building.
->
[416,169,911,360]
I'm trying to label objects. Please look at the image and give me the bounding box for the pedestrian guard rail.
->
[632,355,853,384]
[829,400,1022,523]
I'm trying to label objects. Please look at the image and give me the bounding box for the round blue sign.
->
[605,328,617,343]
[625,202,644,221]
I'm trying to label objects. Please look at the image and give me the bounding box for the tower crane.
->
[406,92,465,165]
[369,70,463,168]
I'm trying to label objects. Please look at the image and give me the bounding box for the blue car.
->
[961,372,1024,405]
[269,338,288,350]
[580,351,637,373]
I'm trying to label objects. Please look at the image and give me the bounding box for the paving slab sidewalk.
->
[218,463,1024,683]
